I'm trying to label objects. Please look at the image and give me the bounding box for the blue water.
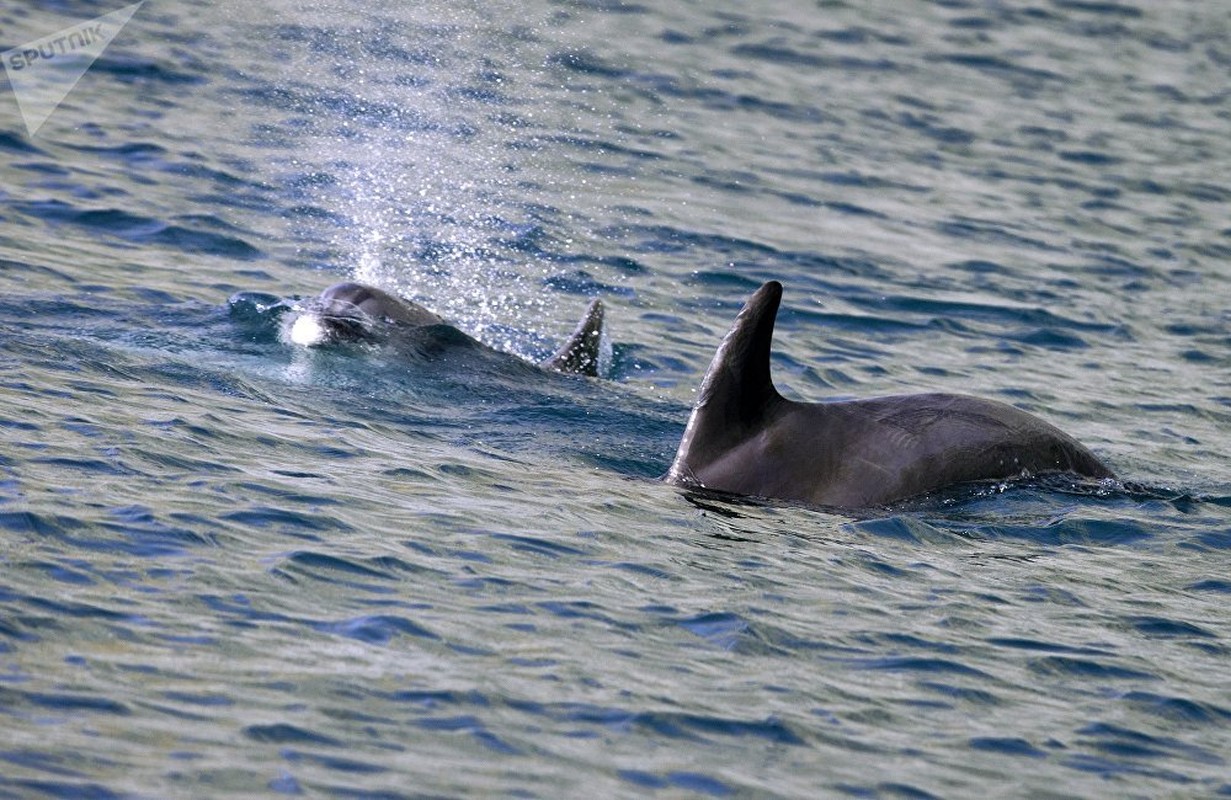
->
[2,0,1230,797]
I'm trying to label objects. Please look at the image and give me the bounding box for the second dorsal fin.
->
[542,298,606,377]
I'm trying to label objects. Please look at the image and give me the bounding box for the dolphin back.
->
[665,280,1115,509]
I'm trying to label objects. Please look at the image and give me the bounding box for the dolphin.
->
[284,282,607,377]
[666,281,1114,509]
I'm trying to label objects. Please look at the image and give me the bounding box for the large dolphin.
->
[284,282,607,377]
[666,281,1114,509]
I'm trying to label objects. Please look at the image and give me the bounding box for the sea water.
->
[1,1,1229,797]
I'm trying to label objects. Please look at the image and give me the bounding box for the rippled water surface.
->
[2,0,1230,797]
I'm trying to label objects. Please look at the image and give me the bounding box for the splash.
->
[278,0,571,359]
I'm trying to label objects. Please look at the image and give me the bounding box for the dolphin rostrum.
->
[666,281,1113,508]
[286,282,607,377]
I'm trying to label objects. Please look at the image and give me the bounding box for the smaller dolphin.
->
[286,282,607,377]
[666,281,1114,509]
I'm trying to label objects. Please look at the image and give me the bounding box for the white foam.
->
[288,314,329,347]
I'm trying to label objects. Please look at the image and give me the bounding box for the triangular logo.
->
[3,1,146,137]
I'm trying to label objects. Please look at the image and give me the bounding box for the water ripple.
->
[0,0,1228,797]
[14,199,263,259]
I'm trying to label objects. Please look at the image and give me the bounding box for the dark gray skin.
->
[308,282,446,331]
[290,282,606,377]
[666,281,1114,509]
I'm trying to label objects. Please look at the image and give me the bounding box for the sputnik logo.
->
[3,1,146,137]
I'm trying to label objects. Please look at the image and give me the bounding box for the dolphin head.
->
[286,282,444,347]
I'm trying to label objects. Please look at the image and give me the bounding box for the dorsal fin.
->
[542,298,606,377]
[695,280,783,423]
[668,281,784,483]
